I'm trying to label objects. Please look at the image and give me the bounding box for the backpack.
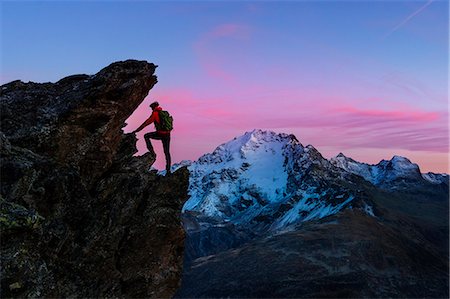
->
[156,110,173,131]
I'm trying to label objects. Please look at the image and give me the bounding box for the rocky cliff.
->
[0,60,189,298]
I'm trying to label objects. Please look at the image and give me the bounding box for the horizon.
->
[2,1,448,173]
[156,127,448,174]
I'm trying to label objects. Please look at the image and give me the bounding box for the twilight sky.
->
[2,1,448,172]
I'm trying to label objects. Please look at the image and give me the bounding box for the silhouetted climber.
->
[132,101,173,174]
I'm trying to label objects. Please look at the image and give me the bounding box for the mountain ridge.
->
[172,129,447,233]
[330,151,448,187]
[174,129,448,176]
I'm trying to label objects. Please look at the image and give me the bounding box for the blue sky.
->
[1,1,448,172]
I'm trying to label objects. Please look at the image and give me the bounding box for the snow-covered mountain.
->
[179,129,373,232]
[172,129,447,235]
[422,172,450,185]
[330,153,449,189]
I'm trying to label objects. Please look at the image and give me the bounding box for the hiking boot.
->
[165,167,171,176]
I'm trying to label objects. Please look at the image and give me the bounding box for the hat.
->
[150,101,159,109]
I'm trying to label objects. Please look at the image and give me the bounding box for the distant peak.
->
[245,129,300,143]
[333,153,360,164]
[304,144,322,158]
[391,155,408,160]
[201,129,304,163]
[336,152,347,158]
[390,155,412,163]
[246,129,278,138]
[382,155,421,175]
[248,128,265,134]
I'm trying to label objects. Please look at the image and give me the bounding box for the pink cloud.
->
[381,71,443,104]
[209,23,251,39]
[334,106,440,122]
[209,24,245,38]
[264,104,448,153]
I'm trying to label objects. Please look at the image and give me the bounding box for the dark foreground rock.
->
[1,60,189,298]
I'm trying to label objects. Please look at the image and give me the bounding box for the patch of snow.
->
[303,195,353,221]
[422,172,449,184]
[363,203,375,217]
[330,153,375,183]
[331,153,422,186]
[184,130,291,218]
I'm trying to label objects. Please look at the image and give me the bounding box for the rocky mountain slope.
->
[1,60,189,298]
[179,207,448,298]
[175,130,448,298]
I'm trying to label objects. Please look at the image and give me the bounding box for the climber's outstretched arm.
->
[133,114,155,133]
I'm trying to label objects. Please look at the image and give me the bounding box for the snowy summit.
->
[181,129,366,231]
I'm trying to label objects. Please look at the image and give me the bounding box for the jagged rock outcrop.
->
[1,60,157,187]
[0,60,189,298]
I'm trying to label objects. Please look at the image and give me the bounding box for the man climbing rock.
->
[132,101,173,174]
